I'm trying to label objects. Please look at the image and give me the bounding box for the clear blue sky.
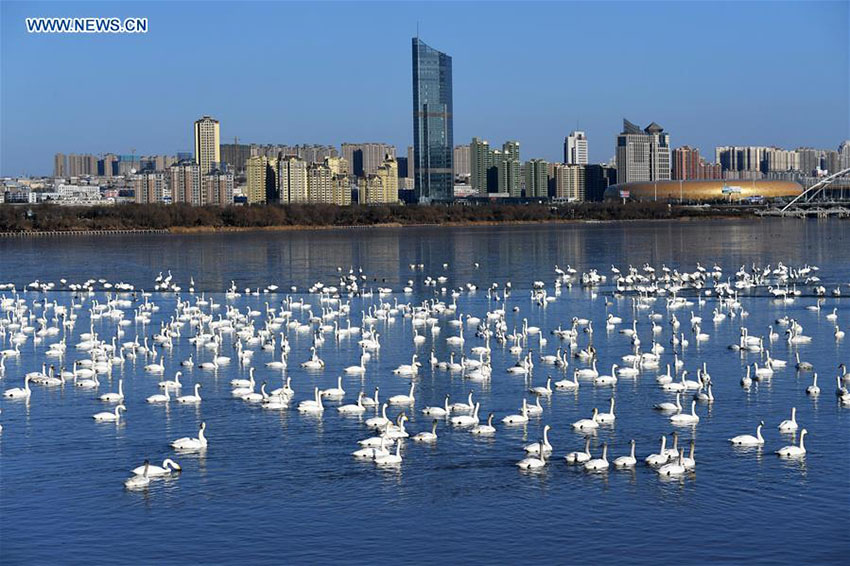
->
[1,0,848,176]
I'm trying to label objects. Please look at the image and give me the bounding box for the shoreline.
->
[0,214,773,237]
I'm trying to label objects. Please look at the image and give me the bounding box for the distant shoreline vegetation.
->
[0,202,756,233]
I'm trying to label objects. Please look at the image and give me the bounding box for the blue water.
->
[1,219,848,564]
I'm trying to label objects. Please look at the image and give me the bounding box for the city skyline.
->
[1,1,848,176]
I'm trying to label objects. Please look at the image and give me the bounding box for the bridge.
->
[766,167,850,217]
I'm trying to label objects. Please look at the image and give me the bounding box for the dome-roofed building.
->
[604,179,802,202]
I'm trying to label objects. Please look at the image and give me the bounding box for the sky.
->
[1,0,848,176]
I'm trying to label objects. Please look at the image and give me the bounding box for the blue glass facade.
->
[412,38,453,203]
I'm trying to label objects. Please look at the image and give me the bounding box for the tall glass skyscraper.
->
[412,38,453,203]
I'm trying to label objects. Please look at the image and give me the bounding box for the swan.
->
[124,461,150,489]
[794,352,813,372]
[352,437,389,460]
[146,385,170,403]
[682,440,696,470]
[572,408,599,431]
[198,357,219,371]
[776,428,807,457]
[516,443,547,469]
[525,396,544,416]
[778,407,798,432]
[74,372,99,389]
[729,421,765,446]
[177,383,202,404]
[596,398,616,423]
[654,392,682,412]
[565,437,592,464]
[131,458,182,476]
[344,353,367,375]
[670,400,700,425]
[392,354,420,376]
[99,379,124,402]
[446,327,465,346]
[529,377,553,397]
[583,442,609,472]
[576,360,598,379]
[657,452,686,476]
[806,373,820,396]
[616,362,639,378]
[360,387,380,408]
[320,376,345,400]
[388,382,416,406]
[555,369,580,390]
[338,392,366,414]
[449,391,474,413]
[836,326,845,340]
[470,413,496,435]
[694,383,714,403]
[4,376,32,399]
[300,346,325,369]
[501,400,530,425]
[645,436,668,466]
[613,439,637,468]
[422,394,450,417]
[365,403,390,428]
[171,422,208,450]
[230,368,255,388]
[158,371,182,390]
[451,402,480,427]
[374,441,403,466]
[411,420,438,443]
[741,366,753,388]
[524,424,552,454]
[297,387,324,414]
[93,404,126,422]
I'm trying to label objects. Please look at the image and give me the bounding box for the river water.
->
[1,219,848,564]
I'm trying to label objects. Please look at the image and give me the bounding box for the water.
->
[1,219,848,564]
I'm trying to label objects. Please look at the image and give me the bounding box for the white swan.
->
[516,443,546,469]
[470,413,496,435]
[613,439,637,468]
[501,400,530,425]
[388,382,415,405]
[374,441,403,466]
[524,424,552,454]
[670,400,700,425]
[730,421,765,446]
[657,452,686,476]
[297,387,324,414]
[805,373,820,396]
[158,371,182,391]
[583,442,609,472]
[411,420,438,443]
[596,398,616,423]
[320,376,345,400]
[338,392,366,414]
[146,385,170,403]
[529,377,553,397]
[451,402,480,427]
[645,436,668,466]
[124,461,150,489]
[177,383,202,404]
[171,422,208,450]
[4,376,32,399]
[776,428,807,457]
[422,394,450,417]
[564,437,592,464]
[131,458,182,476]
[654,392,682,412]
[99,379,124,402]
[778,407,798,432]
[365,403,390,428]
[555,369,579,390]
[93,404,126,422]
[571,408,599,431]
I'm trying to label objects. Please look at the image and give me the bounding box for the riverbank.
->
[0,201,760,234]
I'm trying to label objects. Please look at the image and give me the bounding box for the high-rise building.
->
[823,150,840,174]
[453,144,471,180]
[54,153,67,177]
[839,141,850,170]
[497,141,521,196]
[278,156,309,203]
[67,154,99,177]
[412,37,453,202]
[553,164,586,201]
[524,159,549,198]
[470,138,521,195]
[364,156,399,204]
[170,161,202,205]
[763,148,799,172]
[99,154,117,177]
[324,156,349,177]
[194,116,221,174]
[246,156,277,204]
[584,164,617,201]
[615,119,671,183]
[133,171,167,204]
[220,143,252,172]
[203,169,234,206]
[715,146,767,174]
[470,137,491,195]
[341,143,396,177]
[672,146,701,180]
[564,131,588,165]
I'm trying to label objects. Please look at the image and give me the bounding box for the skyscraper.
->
[524,159,549,198]
[194,116,221,174]
[412,37,453,203]
[615,119,671,183]
[453,144,471,180]
[564,131,588,165]
[470,137,491,195]
[839,141,850,170]
[341,143,396,177]
[672,146,701,180]
[54,153,66,177]
[278,156,309,203]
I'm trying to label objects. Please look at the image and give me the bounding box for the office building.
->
[133,171,167,204]
[54,153,67,177]
[194,116,221,174]
[341,143,396,177]
[524,159,549,198]
[278,155,309,203]
[412,37,453,202]
[564,131,588,165]
[615,119,671,183]
[453,144,471,180]
[584,164,617,201]
[203,169,234,206]
[170,161,202,205]
[553,163,586,201]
